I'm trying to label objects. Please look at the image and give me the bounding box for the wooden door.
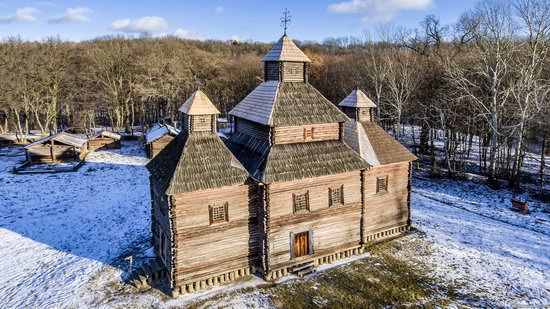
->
[294,232,309,258]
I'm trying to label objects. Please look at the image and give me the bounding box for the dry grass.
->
[266,241,459,308]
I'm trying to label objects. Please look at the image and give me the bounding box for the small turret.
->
[179,90,221,133]
[338,89,377,122]
[262,35,311,83]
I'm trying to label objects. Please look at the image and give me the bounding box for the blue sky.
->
[0,0,478,42]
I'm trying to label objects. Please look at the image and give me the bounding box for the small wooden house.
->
[24,131,88,164]
[145,123,179,159]
[88,130,121,151]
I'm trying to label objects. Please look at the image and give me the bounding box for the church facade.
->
[146,34,416,297]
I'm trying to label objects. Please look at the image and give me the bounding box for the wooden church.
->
[146,34,416,297]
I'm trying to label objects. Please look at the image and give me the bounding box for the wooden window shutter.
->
[208,205,213,225]
[308,229,314,255]
[328,187,332,207]
[340,185,345,205]
[290,232,295,259]
[224,202,229,222]
[311,127,315,139]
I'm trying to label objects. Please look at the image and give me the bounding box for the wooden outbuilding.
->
[24,131,88,164]
[145,123,179,159]
[88,130,121,151]
[145,34,417,296]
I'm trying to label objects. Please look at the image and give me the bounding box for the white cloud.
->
[230,35,242,42]
[48,7,92,23]
[0,7,40,23]
[174,28,204,40]
[215,6,224,14]
[111,16,168,34]
[327,0,433,21]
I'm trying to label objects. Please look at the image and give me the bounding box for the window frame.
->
[209,202,229,224]
[303,127,315,140]
[293,191,310,213]
[376,175,388,193]
[328,185,344,206]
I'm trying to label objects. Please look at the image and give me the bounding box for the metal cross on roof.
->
[280,8,291,35]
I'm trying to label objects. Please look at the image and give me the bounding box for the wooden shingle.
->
[261,35,311,63]
[146,131,249,194]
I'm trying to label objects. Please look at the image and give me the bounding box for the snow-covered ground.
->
[0,141,151,308]
[407,177,550,307]
[0,140,548,307]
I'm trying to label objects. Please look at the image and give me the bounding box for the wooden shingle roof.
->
[343,121,380,166]
[226,134,369,184]
[146,131,249,195]
[261,35,311,63]
[338,89,377,108]
[342,120,417,166]
[179,90,221,115]
[229,82,348,126]
[262,140,370,183]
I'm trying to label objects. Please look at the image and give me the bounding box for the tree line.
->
[0,0,548,189]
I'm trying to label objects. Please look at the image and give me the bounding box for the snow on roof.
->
[90,130,121,141]
[25,131,88,149]
[145,123,180,144]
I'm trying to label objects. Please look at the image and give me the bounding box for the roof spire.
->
[280,8,291,35]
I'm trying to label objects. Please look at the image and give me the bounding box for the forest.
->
[0,0,548,190]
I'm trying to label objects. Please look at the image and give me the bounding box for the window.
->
[293,192,310,213]
[199,117,206,124]
[377,176,388,193]
[209,203,229,224]
[289,67,297,75]
[303,127,315,140]
[329,185,344,206]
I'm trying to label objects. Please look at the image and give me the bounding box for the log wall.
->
[150,177,173,273]
[266,171,362,269]
[149,135,174,159]
[89,137,120,151]
[235,118,270,141]
[169,184,259,286]
[191,115,215,132]
[272,122,340,144]
[363,162,411,238]
[265,62,280,81]
[281,62,305,82]
[26,144,85,163]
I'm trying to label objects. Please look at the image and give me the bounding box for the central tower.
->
[227,33,369,280]
[263,35,310,83]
